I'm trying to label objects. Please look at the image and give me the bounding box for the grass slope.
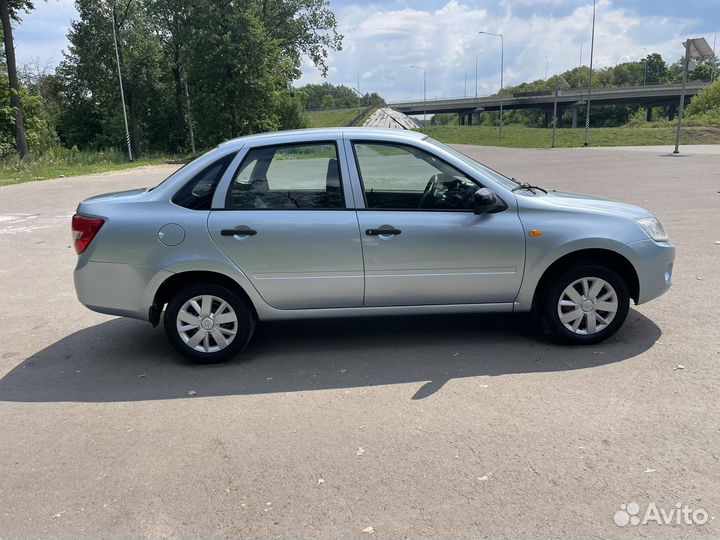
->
[423,125,720,148]
[0,151,183,187]
[4,123,717,188]
[306,108,369,128]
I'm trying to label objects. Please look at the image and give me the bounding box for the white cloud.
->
[297,0,705,102]
[10,0,713,105]
[14,0,77,68]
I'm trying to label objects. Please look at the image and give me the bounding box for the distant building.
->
[362,108,420,130]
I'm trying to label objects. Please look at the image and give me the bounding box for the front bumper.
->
[627,239,675,304]
[74,260,172,321]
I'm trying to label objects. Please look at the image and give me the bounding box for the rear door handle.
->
[221,225,257,237]
[366,225,402,236]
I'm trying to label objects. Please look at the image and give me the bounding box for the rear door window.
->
[226,143,344,209]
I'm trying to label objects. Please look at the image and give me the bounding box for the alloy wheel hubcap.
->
[177,295,238,353]
[557,277,618,335]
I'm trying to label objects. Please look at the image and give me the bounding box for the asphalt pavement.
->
[1,144,718,539]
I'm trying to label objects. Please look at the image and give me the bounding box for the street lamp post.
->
[409,65,427,127]
[643,48,648,86]
[475,54,479,99]
[674,37,715,154]
[584,0,596,147]
[552,76,570,149]
[712,32,717,83]
[111,2,133,161]
[479,31,504,141]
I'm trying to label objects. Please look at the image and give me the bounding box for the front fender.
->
[514,236,641,311]
[513,199,649,311]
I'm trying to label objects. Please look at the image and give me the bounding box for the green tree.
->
[668,56,719,83]
[301,82,359,110]
[59,0,341,153]
[686,78,720,122]
[0,0,32,158]
[359,91,384,108]
[60,0,168,156]
[644,53,668,84]
[144,0,191,150]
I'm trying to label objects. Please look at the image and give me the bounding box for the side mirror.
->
[473,187,501,214]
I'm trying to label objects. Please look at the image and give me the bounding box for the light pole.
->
[479,31,504,140]
[111,2,133,161]
[642,48,648,86]
[674,37,715,154]
[712,32,717,83]
[584,0,596,147]
[552,76,570,148]
[409,65,427,127]
[475,53,479,99]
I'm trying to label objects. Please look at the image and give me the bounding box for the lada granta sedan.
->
[72,128,674,362]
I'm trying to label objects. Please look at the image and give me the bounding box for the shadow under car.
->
[0,310,660,403]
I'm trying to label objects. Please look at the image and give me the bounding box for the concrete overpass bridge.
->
[389,82,709,127]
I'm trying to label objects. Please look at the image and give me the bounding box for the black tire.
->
[163,283,255,363]
[540,264,630,345]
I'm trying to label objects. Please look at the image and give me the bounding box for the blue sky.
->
[13,0,720,102]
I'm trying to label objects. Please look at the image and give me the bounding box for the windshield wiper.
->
[511,181,548,194]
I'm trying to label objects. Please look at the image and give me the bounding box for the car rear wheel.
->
[163,283,255,363]
[541,265,629,345]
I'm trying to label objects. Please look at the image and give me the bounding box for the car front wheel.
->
[542,265,630,345]
[163,283,255,363]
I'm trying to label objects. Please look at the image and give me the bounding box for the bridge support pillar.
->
[544,110,552,128]
[668,104,677,121]
[555,107,565,128]
[571,106,578,128]
[474,110,483,125]
[459,113,465,125]
[646,107,653,122]
[467,113,473,126]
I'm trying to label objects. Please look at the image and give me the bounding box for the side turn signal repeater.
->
[528,230,543,237]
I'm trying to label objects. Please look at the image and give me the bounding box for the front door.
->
[351,141,525,307]
[208,141,364,310]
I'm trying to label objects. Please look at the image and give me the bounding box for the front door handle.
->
[366,225,402,236]
[221,225,257,237]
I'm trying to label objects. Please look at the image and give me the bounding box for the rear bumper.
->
[628,239,675,304]
[74,260,172,321]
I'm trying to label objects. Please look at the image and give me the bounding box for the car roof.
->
[218,127,427,149]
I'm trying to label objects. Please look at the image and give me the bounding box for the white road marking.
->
[0,213,70,235]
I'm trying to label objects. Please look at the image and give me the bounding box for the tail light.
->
[72,214,105,254]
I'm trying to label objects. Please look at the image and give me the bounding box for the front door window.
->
[353,143,479,211]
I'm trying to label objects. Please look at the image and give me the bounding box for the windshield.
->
[427,138,520,191]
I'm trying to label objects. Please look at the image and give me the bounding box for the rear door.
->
[208,140,364,309]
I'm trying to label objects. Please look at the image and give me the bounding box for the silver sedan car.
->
[72,128,674,362]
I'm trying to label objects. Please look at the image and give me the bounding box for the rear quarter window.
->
[172,154,234,210]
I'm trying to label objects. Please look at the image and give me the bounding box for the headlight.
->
[637,217,669,242]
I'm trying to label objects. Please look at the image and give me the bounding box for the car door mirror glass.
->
[473,187,500,214]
